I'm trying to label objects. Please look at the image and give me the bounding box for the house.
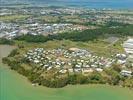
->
[120,70,132,77]
[82,68,93,74]
[34,59,40,63]
[117,60,126,64]
[96,68,103,72]
[24,48,120,75]
[123,38,133,54]
[59,69,67,74]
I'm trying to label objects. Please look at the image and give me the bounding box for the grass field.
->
[15,38,124,57]
[39,15,60,23]
[0,15,30,21]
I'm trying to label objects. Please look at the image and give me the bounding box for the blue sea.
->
[1,0,133,9]
[26,0,133,9]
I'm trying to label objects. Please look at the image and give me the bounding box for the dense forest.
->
[0,38,14,45]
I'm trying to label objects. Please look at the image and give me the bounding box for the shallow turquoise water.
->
[0,65,133,100]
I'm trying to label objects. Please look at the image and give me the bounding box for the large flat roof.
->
[123,38,133,54]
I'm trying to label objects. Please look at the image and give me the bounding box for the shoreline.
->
[1,44,133,100]
[1,64,133,91]
[0,45,133,90]
[1,61,132,91]
[0,4,133,10]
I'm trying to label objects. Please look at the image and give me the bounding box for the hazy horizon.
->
[1,0,133,9]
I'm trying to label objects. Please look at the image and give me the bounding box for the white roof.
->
[121,70,132,74]
[126,39,133,43]
[124,48,133,54]
[123,38,133,54]
[123,43,133,49]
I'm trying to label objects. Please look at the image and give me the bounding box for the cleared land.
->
[14,38,125,57]
[0,15,30,21]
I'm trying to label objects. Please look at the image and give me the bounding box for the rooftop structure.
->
[120,70,132,77]
[123,38,133,54]
[24,48,117,75]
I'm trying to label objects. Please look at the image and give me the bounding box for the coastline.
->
[0,44,132,90]
[0,45,133,100]
[0,45,132,90]
[1,0,133,9]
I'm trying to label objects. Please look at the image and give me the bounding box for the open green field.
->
[0,45,133,100]
[0,15,30,21]
[15,39,124,57]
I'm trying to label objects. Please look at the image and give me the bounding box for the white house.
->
[123,38,133,54]
[120,70,132,77]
